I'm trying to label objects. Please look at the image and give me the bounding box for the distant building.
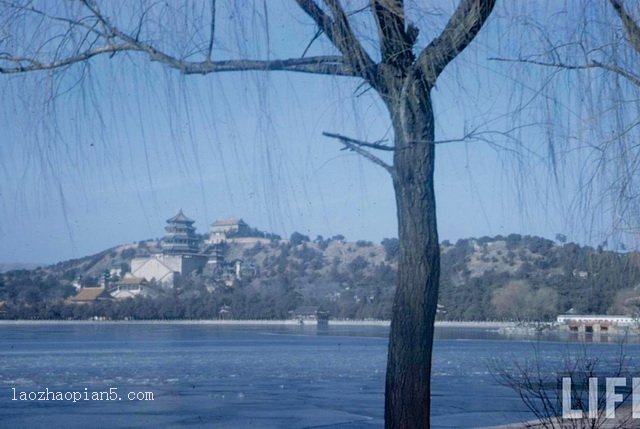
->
[108,276,152,300]
[290,306,329,323]
[208,217,249,244]
[130,210,208,287]
[108,266,124,279]
[233,259,257,279]
[132,255,174,285]
[71,276,100,290]
[162,209,200,254]
[557,315,637,333]
[207,243,225,266]
[131,253,208,286]
[66,287,112,305]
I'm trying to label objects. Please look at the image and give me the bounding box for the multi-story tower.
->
[162,209,200,254]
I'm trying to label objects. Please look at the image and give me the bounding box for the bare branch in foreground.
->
[207,0,216,61]
[610,0,640,55]
[0,0,356,77]
[322,131,394,176]
[0,50,353,76]
[489,57,640,88]
[415,0,496,85]
[322,131,393,151]
[294,0,376,81]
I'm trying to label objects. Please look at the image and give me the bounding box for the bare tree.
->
[491,280,559,323]
[492,280,533,322]
[0,0,496,427]
[490,343,634,429]
[610,287,640,317]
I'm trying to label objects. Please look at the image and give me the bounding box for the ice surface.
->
[0,324,637,428]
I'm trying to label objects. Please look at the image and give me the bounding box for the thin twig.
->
[322,131,393,151]
[489,57,640,88]
[322,131,394,176]
[207,0,216,61]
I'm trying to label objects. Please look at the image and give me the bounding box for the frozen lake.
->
[0,323,637,428]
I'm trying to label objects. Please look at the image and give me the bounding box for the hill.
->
[1,233,640,321]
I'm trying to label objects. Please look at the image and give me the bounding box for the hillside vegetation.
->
[1,234,640,321]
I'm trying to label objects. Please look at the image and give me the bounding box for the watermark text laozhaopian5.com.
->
[562,377,639,419]
[11,387,154,402]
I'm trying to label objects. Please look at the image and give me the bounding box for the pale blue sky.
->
[0,1,635,264]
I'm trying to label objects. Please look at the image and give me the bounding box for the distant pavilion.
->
[162,209,200,255]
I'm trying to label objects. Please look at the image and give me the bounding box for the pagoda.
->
[162,209,200,254]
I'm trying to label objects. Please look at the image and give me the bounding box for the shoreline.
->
[0,319,518,328]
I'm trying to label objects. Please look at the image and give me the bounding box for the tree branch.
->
[207,0,216,61]
[322,127,531,160]
[180,56,352,75]
[610,0,640,55]
[489,57,640,88]
[301,27,324,58]
[322,131,393,151]
[322,131,395,176]
[0,50,354,76]
[0,1,356,77]
[294,0,377,81]
[371,0,415,69]
[415,0,496,85]
[0,44,138,73]
[323,0,375,71]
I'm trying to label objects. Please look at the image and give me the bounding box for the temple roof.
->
[166,209,195,224]
[68,288,109,302]
[116,276,147,285]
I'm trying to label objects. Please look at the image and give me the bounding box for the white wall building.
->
[131,253,207,286]
[556,314,637,333]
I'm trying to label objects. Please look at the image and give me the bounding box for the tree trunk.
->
[384,76,440,429]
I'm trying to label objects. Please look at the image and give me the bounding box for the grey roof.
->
[167,209,195,224]
[116,276,148,285]
[68,288,110,302]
